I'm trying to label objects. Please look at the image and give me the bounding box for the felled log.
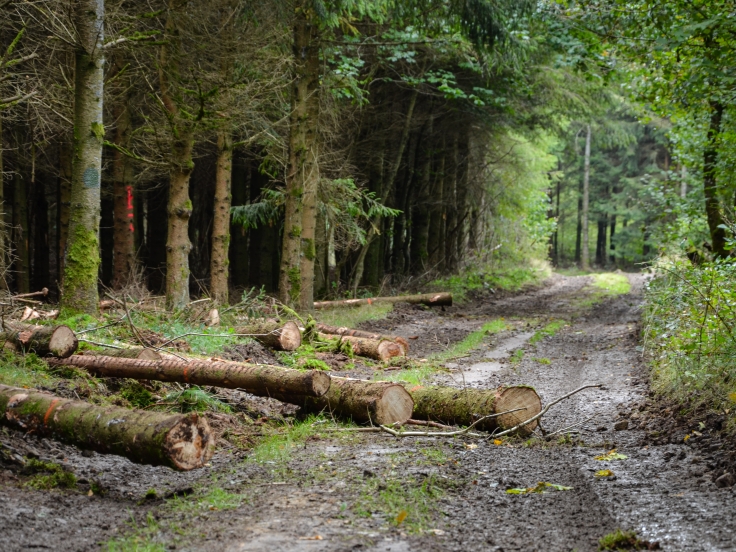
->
[406,385,542,435]
[272,377,413,425]
[235,320,301,351]
[316,323,409,352]
[82,347,162,360]
[318,333,404,362]
[47,355,330,397]
[0,323,78,358]
[313,292,452,310]
[0,384,214,470]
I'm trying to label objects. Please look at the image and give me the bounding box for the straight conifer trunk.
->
[279,3,320,310]
[704,101,726,257]
[12,171,29,293]
[61,0,105,314]
[581,124,591,271]
[58,141,72,277]
[111,87,135,289]
[0,113,6,289]
[210,131,232,304]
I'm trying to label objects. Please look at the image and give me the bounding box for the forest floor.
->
[2,273,736,551]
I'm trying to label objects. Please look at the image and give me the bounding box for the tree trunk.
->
[428,143,445,268]
[704,101,726,257]
[680,165,687,199]
[235,320,302,351]
[575,178,582,264]
[12,171,29,293]
[279,3,320,310]
[47,355,331,397]
[581,124,591,271]
[609,215,616,264]
[61,0,105,315]
[210,131,233,304]
[1,323,77,358]
[316,323,409,352]
[318,333,404,362]
[410,116,433,271]
[58,141,72,279]
[83,347,162,360]
[271,377,413,425]
[406,385,542,435]
[314,292,452,309]
[0,112,6,290]
[111,86,136,289]
[0,384,214,470]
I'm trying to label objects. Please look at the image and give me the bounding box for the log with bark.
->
[313,292,452,310]
[318,333,404,362]
[316,323,409,352]
[82,347,162,360]
[47,355,330,397]
[271,377,413,425]
[0,323,78,358]
[0,384,214,470]
[235,320,301,351]
[405,385,542,435]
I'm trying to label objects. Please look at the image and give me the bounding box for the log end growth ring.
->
[49,326,79,358]
[377,341,404,361]
[164,413,216,470]
[495,386,542,434]
[375,384,414,425]
[309,370,332,397]
[279,321,302,351]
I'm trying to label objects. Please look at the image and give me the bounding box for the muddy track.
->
[2,274,735,551]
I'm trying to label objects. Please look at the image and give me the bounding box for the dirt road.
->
[2,274,735,551]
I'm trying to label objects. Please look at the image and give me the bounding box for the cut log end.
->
[375,384,414,425]
[495,386,542,433]
[279,321,302,351]
[164,413,215,470]
[376,340,404,362]
[310,370,332,397]
[48,326,78,358]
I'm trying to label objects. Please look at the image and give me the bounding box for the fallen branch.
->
[545,413,600,440]
[313,292,452,310]
[378,407,529,438]
[12,288,49,300]
[491,384,604,438]
[319,333,404,362]
[236,321,301,351]
[316,323,409,352]
[0,323,78,358]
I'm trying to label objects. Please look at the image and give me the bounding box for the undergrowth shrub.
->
[644,258,736,429]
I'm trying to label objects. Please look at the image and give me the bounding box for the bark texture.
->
[318,333,404,362]
[1,323,78,358]
[406,385,542,435]
[236,320,301,351]
[0,384,213,470]
[61,0,105,314]
[58,141,72,277]
[210,131,232,304]
[272,377,413,425]
[83,347,162,360]
[581,124,591,271]
[314,292,452,309]
[278,2,320,310]
[316,323,409,352]
[48,355,331,397]
[704,101,727,257]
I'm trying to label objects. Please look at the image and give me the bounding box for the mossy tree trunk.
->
[111,65,136,289]
[704,101,726,257]
[278,2,320,311]
[210,131,232,304]
[61,0,105,315]
[160,1,195,310]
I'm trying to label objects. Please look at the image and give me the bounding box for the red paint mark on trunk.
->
[43,399,61,425]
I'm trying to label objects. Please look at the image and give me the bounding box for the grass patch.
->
[24,459,77,490]
[576,272,632,308]
[353,476,444,533]
[529,320,566,344]
[315,303,393,329]
[599,529,653,550]
[418,447,448,465]
[509,349,524,364]
[376,361,440,386]
[0,351,63,389]
[168,486,243,514]
[532,357,551,365]
[249,416,323,464]
[432,319,507,363]
[106,513,166,552]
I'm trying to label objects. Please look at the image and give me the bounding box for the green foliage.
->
[249,416,323,464]
[643,259,736,428]
[120,380,154,408]
[278,344,331,371]
[315,302,393,328]
[168,486,243,513]
[24,459,77,490]
[431,320,508,362]
[0,351,61,389]
[163,387,231,413]
[598,529,649,551]
[106,513,166,552]
[530,320,566,344]
[431,263,547,303]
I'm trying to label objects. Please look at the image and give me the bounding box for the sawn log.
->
[47,355,330,397]
[317,333,404,362]
[271,377,413,425]
[0,384,214,470]
[315,323,409,352]
[235,320,301,351]
[0,323,78,358]
[83,347,162,360]
[406,385,542,435]
[313,292,452,310]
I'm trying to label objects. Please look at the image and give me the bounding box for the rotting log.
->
[271,377,413,425]
[46,355,330,397]
[316,323,409,352]
[82,347,162,360]
[317,333,404,362]
[0,323,78,358]
[405,385,542,435]
[0,384,214,470]
[235,320,301,351]
[313,292,452,310]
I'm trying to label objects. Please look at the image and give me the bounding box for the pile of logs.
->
[0,310,547,473]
